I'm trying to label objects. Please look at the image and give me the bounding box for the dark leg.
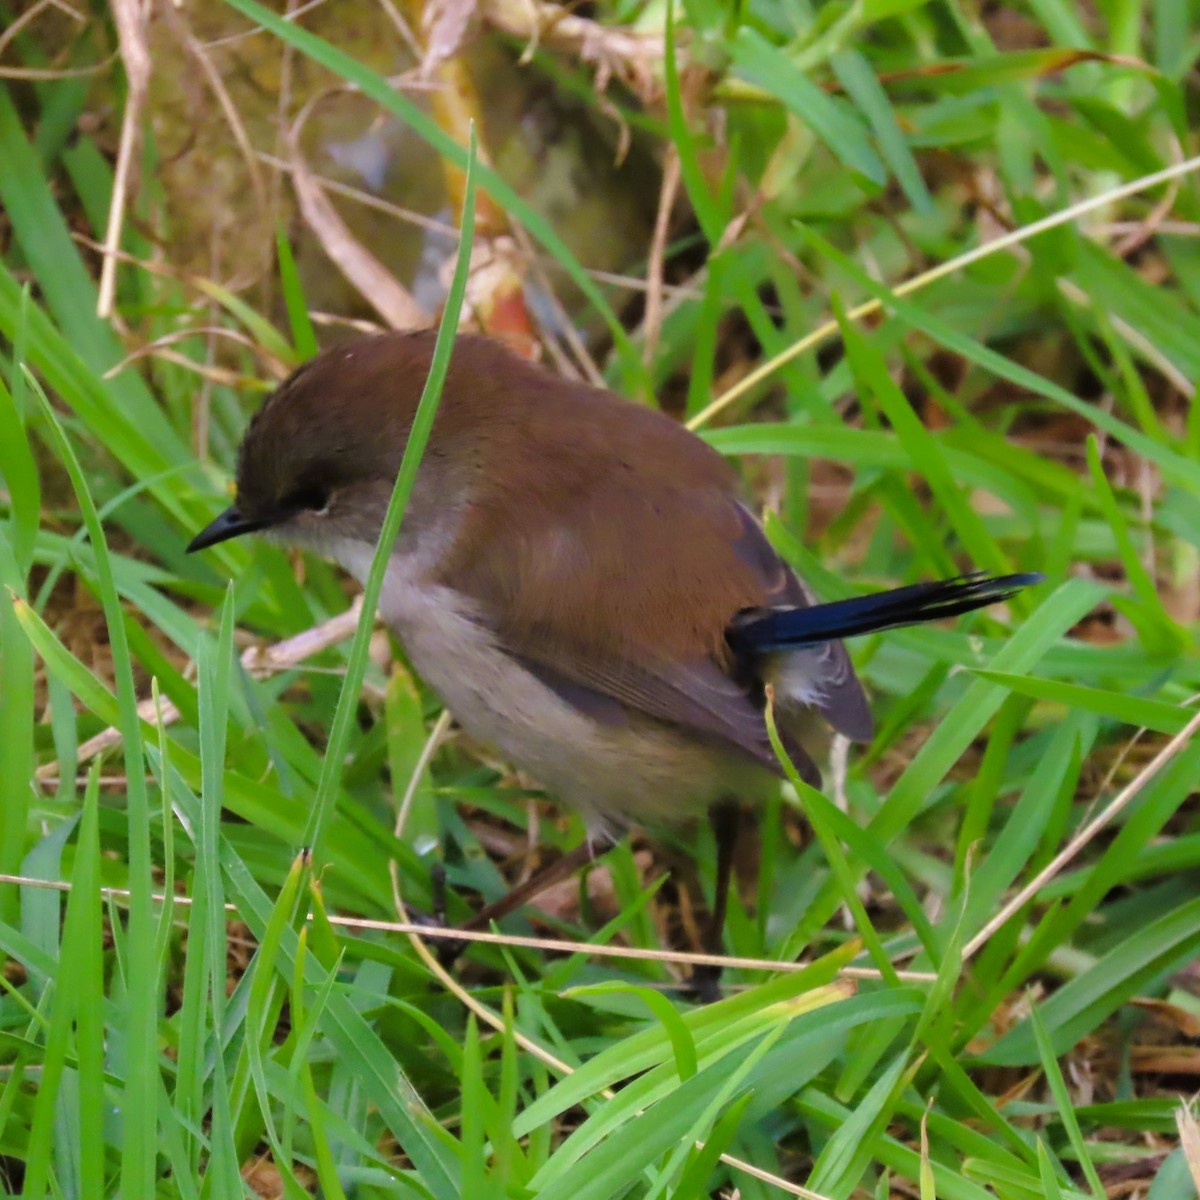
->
[460,836,613,931]
[434,834,615,967]
[689,800,739,1003]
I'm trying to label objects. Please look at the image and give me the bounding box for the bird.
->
[188,329,1040,997]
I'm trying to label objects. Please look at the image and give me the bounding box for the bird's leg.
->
[432,834,615,968]
[460,836,613,932]
[688,799,739,1003]
[430,861,448,925]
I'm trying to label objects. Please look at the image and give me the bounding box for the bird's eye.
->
[283,482,330,514]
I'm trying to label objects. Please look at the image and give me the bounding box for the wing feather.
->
[435,389,862,782]
[510,648,820,785]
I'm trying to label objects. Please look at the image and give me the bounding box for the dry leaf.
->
[421,0,478,77]
[1130,997,1200,1038]
[1175,1102,1200,1194]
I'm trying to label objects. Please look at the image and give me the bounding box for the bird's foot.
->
[684,964,724,1005]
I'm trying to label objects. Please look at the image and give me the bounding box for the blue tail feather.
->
[729,572,1043,654]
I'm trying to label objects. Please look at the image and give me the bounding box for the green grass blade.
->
[276,225,318,360]
[304,127,478,863]
[25,370,160,1198]
[982,894,1200,1064]
[729,29,886,185]
[1028,1001,1104,1197]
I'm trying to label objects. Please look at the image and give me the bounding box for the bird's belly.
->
[378,580,764,831]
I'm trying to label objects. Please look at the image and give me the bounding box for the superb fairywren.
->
[188,330,1039,993]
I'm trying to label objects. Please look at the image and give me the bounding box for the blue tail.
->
[729,572,1043,654]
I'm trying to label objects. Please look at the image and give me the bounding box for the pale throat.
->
[308,531,447,624]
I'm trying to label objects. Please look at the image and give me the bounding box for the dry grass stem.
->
[201,0,332,49]
[96,0,150,319]
[963,706,1200,960]
[689,152,1200,430]
[642,145,681,366]
[102,326,270,380]
[0,869,931,983]
[0,0,84,60]
[288,98,431,328]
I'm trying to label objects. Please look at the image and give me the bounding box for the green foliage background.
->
[1,0,1199,1196]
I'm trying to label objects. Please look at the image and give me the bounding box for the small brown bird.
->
[188,330,1038,995]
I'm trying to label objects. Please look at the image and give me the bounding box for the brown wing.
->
[509,648,813,778]
[432,383,851,781]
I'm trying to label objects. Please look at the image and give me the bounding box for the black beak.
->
[186,506,270,553]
